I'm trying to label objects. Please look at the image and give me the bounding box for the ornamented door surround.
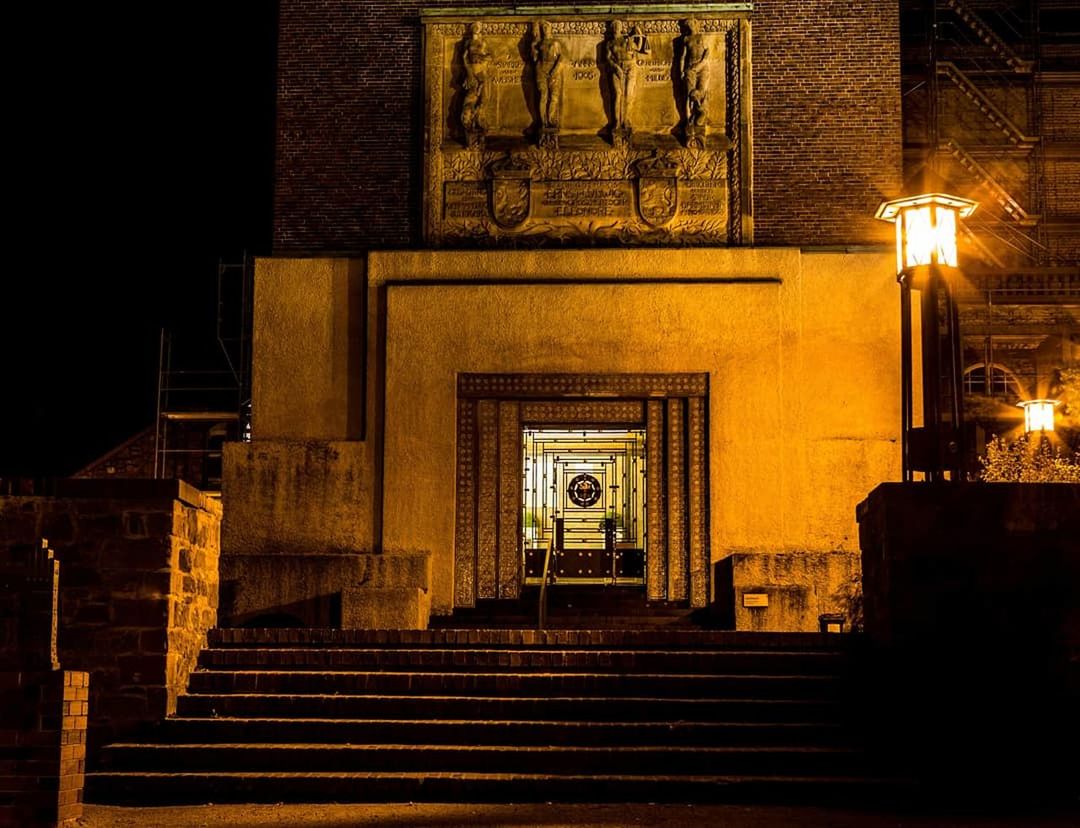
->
[454,373,709,609]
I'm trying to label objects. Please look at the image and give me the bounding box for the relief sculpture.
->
[681,18,711,149]
[605,21,651,145]
[460,22,492,148]
[531,21,565,149]
[425,12,750,246]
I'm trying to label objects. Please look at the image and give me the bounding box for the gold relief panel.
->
[422,6,752,247]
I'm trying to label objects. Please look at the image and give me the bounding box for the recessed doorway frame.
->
[454,373,709,609]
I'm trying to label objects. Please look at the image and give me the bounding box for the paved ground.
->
[80,802,1079,827]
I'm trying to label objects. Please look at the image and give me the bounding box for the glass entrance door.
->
[522,427,646,585]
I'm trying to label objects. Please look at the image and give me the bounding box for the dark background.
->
[2,3,278,477]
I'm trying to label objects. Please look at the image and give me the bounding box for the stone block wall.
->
[0,670,89,827]
[713,551,860,632]
[856,482,1080,799]
[0,480,221,747]
[272,0,901,251]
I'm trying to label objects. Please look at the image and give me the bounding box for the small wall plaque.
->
[742,593,768,608]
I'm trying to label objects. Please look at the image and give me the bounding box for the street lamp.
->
[1018,399,1059,433]
[876,192,978,482]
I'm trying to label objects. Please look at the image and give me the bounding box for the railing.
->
[936,62,1038,146]
[537,534,555,630]
[940,0,1034,73]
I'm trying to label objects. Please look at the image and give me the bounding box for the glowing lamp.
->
[1018,399,1059,433]
[875,193,978,272]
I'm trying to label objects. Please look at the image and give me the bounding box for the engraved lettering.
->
[681,181,727,215]
[445,181,488,219]
[537,181,633,218]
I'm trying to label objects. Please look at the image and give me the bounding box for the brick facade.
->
[0,670,89,826]
[273,0,902,252]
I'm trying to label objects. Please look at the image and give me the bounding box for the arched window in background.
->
[963,363,1023,399]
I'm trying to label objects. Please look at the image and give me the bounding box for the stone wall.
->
[272,0,901,251]
[856,482,1080,799]
[714,551,860,633]
[0,480,220,746]
[374,248,899,614]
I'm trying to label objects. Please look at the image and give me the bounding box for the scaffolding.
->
[153,255,254,492]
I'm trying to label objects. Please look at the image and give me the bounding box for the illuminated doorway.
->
[454,373,710,609]
[522,428,647,586]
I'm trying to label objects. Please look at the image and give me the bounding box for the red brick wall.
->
[273,0,902,252]
[0,670,88,826]
[750,0,901,246]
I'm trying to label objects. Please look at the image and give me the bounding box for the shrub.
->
[979,433,1080,483]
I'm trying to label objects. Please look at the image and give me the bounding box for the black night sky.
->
[2,4,278,478]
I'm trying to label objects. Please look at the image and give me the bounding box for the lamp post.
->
[1018,399,1059,434]
[876,193,978,482]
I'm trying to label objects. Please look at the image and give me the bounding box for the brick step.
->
[150,717,854,747]
[196,647,849,674]
[430,616,702,629]
[98,743,868,775]
[175,693,845,722]
[207,628,856,650]
[185,670,843,699]
[86,770,917,806]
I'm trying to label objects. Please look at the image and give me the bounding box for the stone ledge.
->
[52,478,221,516]
[221,552,433,629]
[341,586,432,630]
[714,550,859,633]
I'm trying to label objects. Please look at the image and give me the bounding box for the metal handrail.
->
[538,535,555,631]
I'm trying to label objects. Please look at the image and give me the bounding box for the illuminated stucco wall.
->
[250,257,366,442]
[224,257,375,557]
[373,249,901,613]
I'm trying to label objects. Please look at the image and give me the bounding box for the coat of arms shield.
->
[635,159,679,227]
[489,157,533,229]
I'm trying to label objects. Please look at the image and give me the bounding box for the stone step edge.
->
[86,770,910,785]
[85,771,918,805]
[102,743,863,755]
[208,629,857,649]
[199,647,847,657]
[177,693,841,703]
[161,716,844,727]
[188,670,840,680]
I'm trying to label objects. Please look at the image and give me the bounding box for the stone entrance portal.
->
[454,373,709,609]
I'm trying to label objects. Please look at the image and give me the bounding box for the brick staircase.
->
[85,626,912,805]
[432,585,706,628]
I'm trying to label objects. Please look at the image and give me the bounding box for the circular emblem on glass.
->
[567,473,602,508]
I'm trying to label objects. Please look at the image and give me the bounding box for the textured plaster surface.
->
[376,249,900,613]
[720,550,860,632]
[234,250,899,617]
[220,551,431,627]
[251,257,365,441]
[222,440,374,555]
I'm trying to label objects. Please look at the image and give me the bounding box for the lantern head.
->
[1018,399,1059,433]
[875,193,978,273]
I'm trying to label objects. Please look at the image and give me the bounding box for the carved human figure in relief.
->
[681,18,711,136]
[461,22,492,136]
[531,21,565,134]
[605,20,650,135]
